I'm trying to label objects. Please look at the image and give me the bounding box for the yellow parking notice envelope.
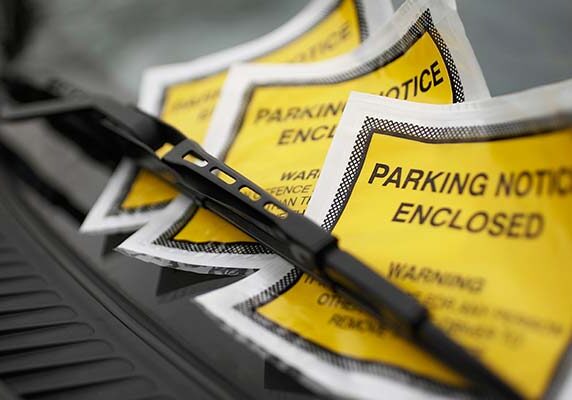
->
[81,0,393,233]
[197,82,572,399]
[119,0,490,274]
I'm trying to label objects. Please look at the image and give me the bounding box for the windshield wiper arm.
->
[0,75,521,400]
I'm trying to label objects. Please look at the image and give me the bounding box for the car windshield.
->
[0,1,571,399]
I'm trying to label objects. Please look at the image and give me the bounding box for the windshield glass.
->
[1,0,571,398]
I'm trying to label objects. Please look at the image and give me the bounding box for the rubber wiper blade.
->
[0,76,522,400]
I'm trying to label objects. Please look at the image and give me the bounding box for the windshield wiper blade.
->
[0,75,522,400]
